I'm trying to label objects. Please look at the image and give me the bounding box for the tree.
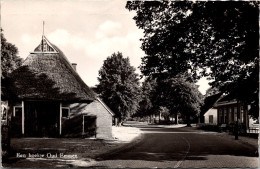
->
[159,106,170,122]
[1,30,22,157]
[97,52,140,122]
[126,1,259,118]
[136,77,156,118]
[1,30,23,99]
[1,30,22,80]
[1,30,24,102]
[205,87,220,97]
[136,74,203,125]
[155,76,203,126]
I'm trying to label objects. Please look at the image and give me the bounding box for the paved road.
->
[91,123,258,168]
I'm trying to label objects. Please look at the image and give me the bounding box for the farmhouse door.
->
[25,101,59,137]
[11,107,23,137]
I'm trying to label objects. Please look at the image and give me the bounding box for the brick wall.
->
[62,100,113,139]
[83,100,113,139]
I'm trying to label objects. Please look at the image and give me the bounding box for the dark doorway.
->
[83,115,96,138]
[11,107,23,137]
[209,115,214,123]
[24,101,59,137]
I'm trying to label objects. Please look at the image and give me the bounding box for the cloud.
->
[48,29,70,46]
[46,21,144,63]
[20,33,41,57]
[21,34,39,45]
[84,30,144,67]
[48,29,92,53]
[96,20,122,39]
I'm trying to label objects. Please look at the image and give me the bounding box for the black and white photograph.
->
[1,0,259,168]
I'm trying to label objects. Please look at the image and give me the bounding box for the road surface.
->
[92,122,258,168]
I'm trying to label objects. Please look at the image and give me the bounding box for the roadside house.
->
[5,35,114,139]
[204,108,218,124]
[215,94,257,131]
[199,93,222,124]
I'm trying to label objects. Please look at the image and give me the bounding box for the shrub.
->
[197,124,220,132]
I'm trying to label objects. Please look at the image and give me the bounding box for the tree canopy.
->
[155,76,203,125]
[126,1,259,118]
[97,52,140,121]
[136,77,155,118]
[137,75,203,125]
[1,30,23,100]
[1,31,22,79]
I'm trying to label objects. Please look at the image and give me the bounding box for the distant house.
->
[215,94,256,130]
[5,35,114,139]
[200,92,257,131]
[199,93,222,124]
[204,108,218,124]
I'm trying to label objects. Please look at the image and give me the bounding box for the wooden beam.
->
[22,101,24,135]
[59,103,62,136]
[82,115,85,136]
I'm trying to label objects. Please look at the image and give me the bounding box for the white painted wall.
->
[204,108,218,124]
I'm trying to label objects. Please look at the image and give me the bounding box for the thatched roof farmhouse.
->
[13,35,95,101]
[6,35,114,139]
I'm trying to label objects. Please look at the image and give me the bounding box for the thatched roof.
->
[13,35,96,101]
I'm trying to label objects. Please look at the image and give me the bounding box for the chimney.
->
[71,63,77,71]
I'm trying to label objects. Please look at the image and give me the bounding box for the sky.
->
[2,0,210,95]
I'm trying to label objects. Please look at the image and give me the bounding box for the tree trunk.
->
[186,115,192,127]
[118,116,122,126]
[175,112,178,124]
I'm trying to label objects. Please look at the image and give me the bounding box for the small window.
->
[14,106,22,117]
[62,107,70,118]
[234,107,237,121]
[241,110,244,123]
[229,107,232,122]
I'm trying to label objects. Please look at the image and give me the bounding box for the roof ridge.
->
[96,97,114,116]
[31,35,58,54]
[42,35,58,53]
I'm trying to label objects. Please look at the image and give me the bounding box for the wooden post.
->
[246,105,249,130]
[22,101,24,136]
[82,115,85,136]
[159,112,161,124]
[59,103,62,136]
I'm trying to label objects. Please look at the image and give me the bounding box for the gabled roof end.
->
[30,35,58,54]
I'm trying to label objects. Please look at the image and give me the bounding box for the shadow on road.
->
[96,126,258,162]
